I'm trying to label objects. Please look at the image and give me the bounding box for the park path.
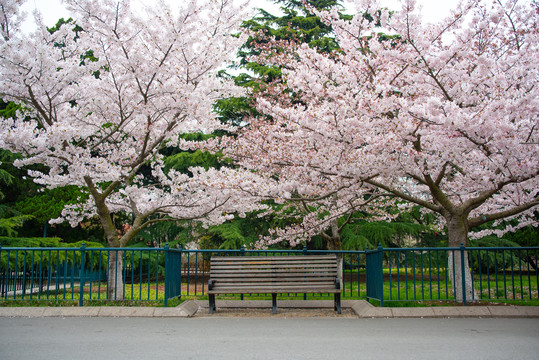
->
[1,317,538,360]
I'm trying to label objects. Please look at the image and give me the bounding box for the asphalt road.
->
[1,317,538,360]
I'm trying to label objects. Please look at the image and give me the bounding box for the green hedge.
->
[0,237,104,248]
[0,237,64,247]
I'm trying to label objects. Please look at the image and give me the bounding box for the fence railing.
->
[172,248,367,300]
[366,245,539,306]
[0,245,168,306]
[1,244,537,307]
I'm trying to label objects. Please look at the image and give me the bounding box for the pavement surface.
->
[1,317,538,360]
[1,300,539,318]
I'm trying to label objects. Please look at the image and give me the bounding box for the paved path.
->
[1,317,538,360]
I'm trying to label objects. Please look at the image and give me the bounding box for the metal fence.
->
[366,245,539,306]
[0,245,168,306]
[174,248,367,300]
[1,244,537,307]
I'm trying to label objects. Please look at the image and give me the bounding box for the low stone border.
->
[1,300,538,318]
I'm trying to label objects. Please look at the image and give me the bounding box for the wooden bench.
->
[207,255,342,314]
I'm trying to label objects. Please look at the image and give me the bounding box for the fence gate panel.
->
[164,248,182,306]
[366,246,384,306]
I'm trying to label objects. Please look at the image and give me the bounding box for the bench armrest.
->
[335,278,341,290]
[208,279,216,291]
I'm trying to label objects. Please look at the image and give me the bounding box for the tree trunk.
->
[107,250,124,300]
[326,218,343,288]
[446,214,477,302]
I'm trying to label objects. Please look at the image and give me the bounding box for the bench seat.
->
[207,255,342,314]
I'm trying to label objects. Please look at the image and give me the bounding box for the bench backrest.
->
[209,255,340,293]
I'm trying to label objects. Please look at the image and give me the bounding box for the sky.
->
[20,0,461,33]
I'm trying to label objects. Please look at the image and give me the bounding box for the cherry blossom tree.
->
[0,0,267,299]
[225,0,539,300]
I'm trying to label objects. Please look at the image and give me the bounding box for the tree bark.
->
[326,218,343,288]
[107,250,124,300]
[445,214,477,302]
[84,176,126,300]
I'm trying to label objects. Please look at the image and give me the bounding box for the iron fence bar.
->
[357,254,361,298]
[47,249,52,300]
[428,251,432,300]
[444,250,449,300]
[502,250,507,300]
[436,250,440,300]
[460,244,466,306]
[98,250,103,300]
[486,249,491,300]
[348,256,352,297]
[388,251,392,300]
[122,251,127,300]
[195,252,198,296]
[405,252,408,300]
[55,249,60,299]
[420,251,424,301]
[30,250,36,300]
[155,250,159,301]
[397,251,401,300]
[146,250,151,301]
[202,249,206,296]
[495,250,499,300]
[106,250,110,300]
[71,249,76,300]
[89,250,93,300]
[450,250,455,300]
[79,244,85,306]
[22,250,27,299]
[510,250,515,300]
[4,249,9,299]
[528,249,534,300]
[130,250,135,300]
[412,250,416,300]
[13,250,18,300]
[138,250,142,300]
[530,250,539,299]
[469,249,475,301]
[164,244,169,307]
[186,251,190,296]
[517,249,522,300]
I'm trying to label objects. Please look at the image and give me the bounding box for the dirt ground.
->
[194,307,357,318]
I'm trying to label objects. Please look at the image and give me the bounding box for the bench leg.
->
[334,293,342,314]
[209,294,216,314]
[272,293,277,314]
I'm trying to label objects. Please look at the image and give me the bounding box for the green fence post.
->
[79,243,85,307]
[378,244,384,307]
[164,243,170,307]
[178,245,182,300]
[460,243,467,306]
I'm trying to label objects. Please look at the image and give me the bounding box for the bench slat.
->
[208,286,340,294]
[211,264,337,271]
[214,281,335,287]
[211,255,337,261]
[211,259,337,264]
[212,273,337,282]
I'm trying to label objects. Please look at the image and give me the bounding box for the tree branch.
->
[468,199,539,229]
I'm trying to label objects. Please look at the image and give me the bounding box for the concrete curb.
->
[0,300,201,318]
[0,300,538,318]
[350,300,539,318]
